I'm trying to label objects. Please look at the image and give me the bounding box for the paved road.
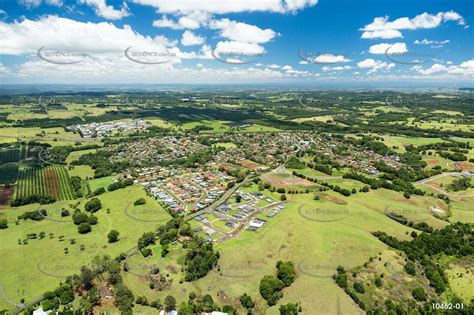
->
[0,282,44,314]
[215,200,286,242]
[184,176,256,221]
[415,172,474,198]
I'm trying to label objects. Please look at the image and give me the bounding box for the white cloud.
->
[308,54,350,63]
[413,59,474,76]
[414,39,449,45]
[332,65,352,71]
[322,65,352,72]
[369,42,407,54]
[3,54,296,84]
[78,0,130,20]
[412,63,447,75]
[0,15,176,55]
[45,0,63,6]
[361,11,465,39]
[131,0,318,14]
[181,30,205,46]
[213,41,265,55]
[361,29,403,39]
[153,11,212,30]
[357,58,395,73]
[152,16,182,29]
[18,0,41,8]
[268,64,280,68]
[209,18,278,43]
[178,11,211,29]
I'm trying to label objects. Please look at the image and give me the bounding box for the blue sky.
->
[0,0,473,85]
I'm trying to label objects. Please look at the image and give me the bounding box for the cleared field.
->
[292,115,334,123]
[422,154,456,170]
[144,118,175,129]
[383,136,446,147]
[65,148,97,164]
[261,172,317,189]
[68,165,94,179]
[213,142,237,149]
[181,120,230,133]
[242,124,281,132]
[89,175,115,192]
[238,159,267,170]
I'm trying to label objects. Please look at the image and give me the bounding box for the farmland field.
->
[15,166,75,200]
[0,163,19,185]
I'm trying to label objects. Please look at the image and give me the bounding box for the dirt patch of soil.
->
[0,186,14,208]
[455,162,474,172]
[238,159,267,170]
[261,173,315,187]
[323,194,348,205]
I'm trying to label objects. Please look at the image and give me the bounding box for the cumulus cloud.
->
[153,11,211,30]
[152,15,182,29]
[78,0,130,20]
[301,53,350,64]
[361,29,402,39]
[0,15,175,55]
[45,0,63,5]
[213,41,265,55]
[357,58,395,73]
[413,59,474,76]
[369,42,407,54]
[360,11,465,39]
[181,30,205,46]
[209,18,278,44]
[131,0,318,14]
[18,0,41,8]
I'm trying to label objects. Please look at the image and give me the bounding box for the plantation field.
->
[0,163,19,185]
[15,166,75,200]
[0,147,22,164]
[0,185,170,311]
